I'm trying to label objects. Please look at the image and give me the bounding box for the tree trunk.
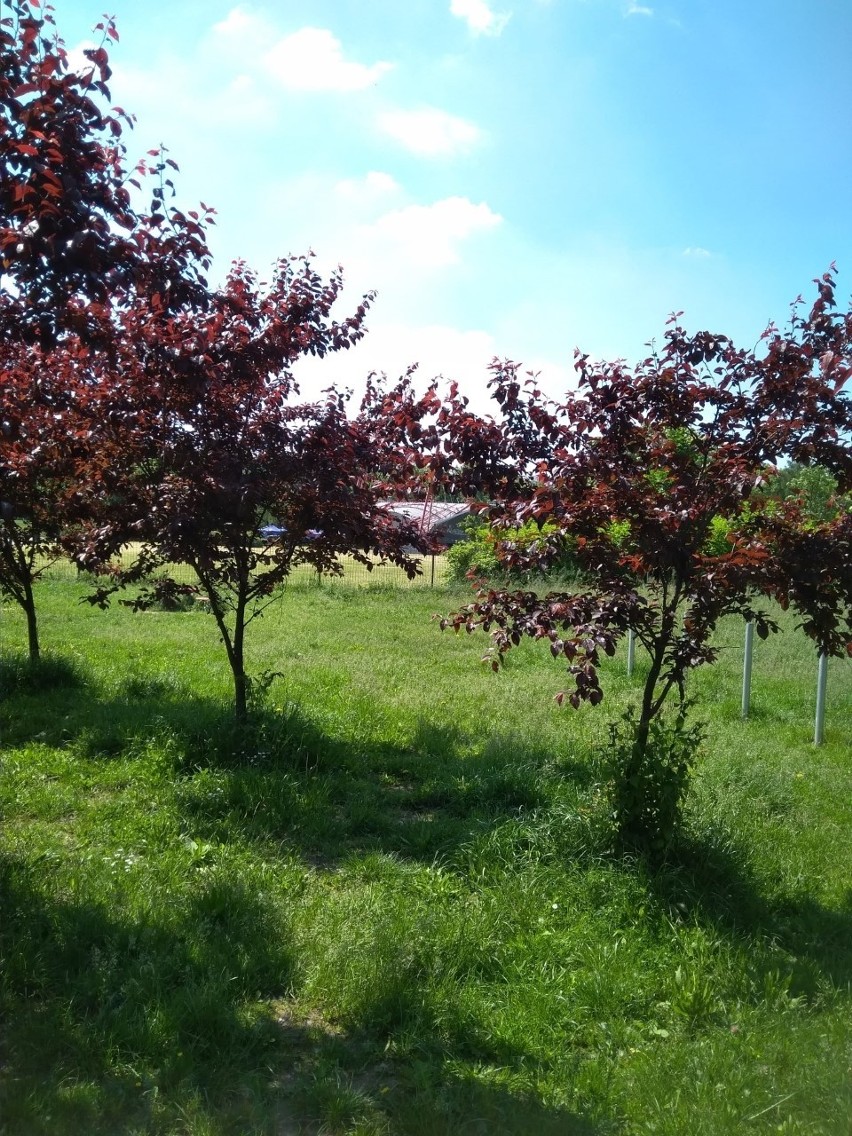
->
[218,625,248,720]
[23,578,40,663]
[231,592,248,720]
[634,640,665,759]
[616,612,693,853]
[615,636,666,848]
[198,574,249,720]
[233,666,248,720]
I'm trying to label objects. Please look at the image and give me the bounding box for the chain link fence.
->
[40,548,451,590]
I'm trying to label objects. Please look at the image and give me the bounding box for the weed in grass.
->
[123,671,188,702]
[669,965,721,1026]
[300,1066,388,1135]
[602,704,704,858]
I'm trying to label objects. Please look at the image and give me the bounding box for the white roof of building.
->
[380,500,471,532]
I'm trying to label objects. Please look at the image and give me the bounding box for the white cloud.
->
[360,197,503,269]
[243,179,504,325]
[378,107,483,156]
[216,74,276,126]
[211,5,264,41]
[293,319,573,417]
[625,3,654,16]
[263,27,393,92]
[67,39,98,77]
[334,171,401,206]
[450,0,511,36]
[683,246,712,259]
[295,320,496,400]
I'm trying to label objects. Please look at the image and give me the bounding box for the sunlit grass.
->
[37,548,451,589]
[1,581,850,1134]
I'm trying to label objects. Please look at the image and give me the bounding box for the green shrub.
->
[703,514,736,557]
[445,518,582,584]
[603,705,705,856]
[445,521,502,583]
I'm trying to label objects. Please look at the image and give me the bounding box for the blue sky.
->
[57,0,852,406]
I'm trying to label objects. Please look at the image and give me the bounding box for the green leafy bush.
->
[765,462,850,526]
[445,519,503,582]
[603,705,705,856]
[703,514,736,557]
[446,518,583,584]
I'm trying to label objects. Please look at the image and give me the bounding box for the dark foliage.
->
[440,270,852,848]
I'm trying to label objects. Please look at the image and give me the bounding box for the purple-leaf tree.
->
[0,326,104,659]
[441,270,852,850]
[1,0,217,661]
[86,256,440,719]
[1,0,212,345]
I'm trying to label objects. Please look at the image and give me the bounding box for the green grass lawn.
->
[1,580,850,1135]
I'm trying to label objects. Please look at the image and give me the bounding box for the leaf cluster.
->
[440,271,852,715]
[0,1,213,345]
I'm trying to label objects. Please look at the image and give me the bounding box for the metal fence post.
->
[814,652,828,746]
[626,628,635,678]
[741,621,755,719]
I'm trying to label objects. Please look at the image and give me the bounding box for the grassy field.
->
[37,550,453,590]
[1,580,850,1135]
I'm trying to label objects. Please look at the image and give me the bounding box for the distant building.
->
[380,500,472,548]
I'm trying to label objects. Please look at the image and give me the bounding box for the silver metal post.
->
[627,628,635,678]
[814,653,828,746]
[741,621,755,719]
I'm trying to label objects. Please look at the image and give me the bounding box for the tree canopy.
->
[1,0,211,345]
[441,271,852,849]
[79,257,443,717]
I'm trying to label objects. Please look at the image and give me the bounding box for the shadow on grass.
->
[5,650,848,995]
[276,1012,604,1135]
[0,649,220,755]
[0,655,614,1131]
[637,831,852,994]
[0,652,89,695]
[0,648,600,869]
[0,851,608,1136]
[271,979,605,1135]
[7,649,850,1130]
[0,853,293,1135]
[384,1080,601,1136]
[167,703,605,870]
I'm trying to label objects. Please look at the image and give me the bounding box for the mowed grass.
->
[0,580,850,1135]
